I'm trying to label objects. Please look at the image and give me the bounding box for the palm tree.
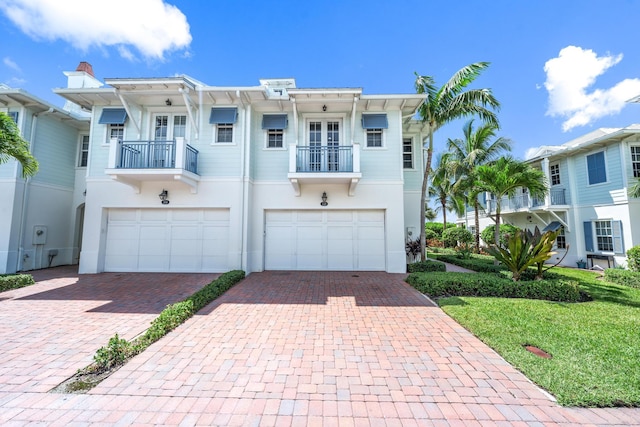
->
[424,206,438,222]
[0,112,38,177]
[630,178,640,198]
[475,157,548,246]
[415,63,500,260]
[428,153,464,231]
[447,119,512,252]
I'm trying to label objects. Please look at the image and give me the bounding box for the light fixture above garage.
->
[322,104,327,112]
[159,189,169,204]
[165,98,172,106]
[321,192,328,206]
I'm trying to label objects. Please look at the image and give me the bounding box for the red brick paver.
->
[0,268,638,425]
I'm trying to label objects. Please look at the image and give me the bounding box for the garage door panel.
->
[105,208,229,272]
[265,210,385,271]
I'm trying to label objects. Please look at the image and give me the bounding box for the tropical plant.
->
[486,228,560,281]
[629,178,640,199]
[424,206,437,222]
[447,119,512,252]
[0,112,38,177]
[475,157,547,246]
[428,153,465,231]
[414,63,500,260]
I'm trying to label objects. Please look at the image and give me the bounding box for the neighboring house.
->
[457,125,640,269]
[51,63,427,274]
[0,82,89,274]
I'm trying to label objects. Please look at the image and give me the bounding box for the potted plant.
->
[576,259,587,269]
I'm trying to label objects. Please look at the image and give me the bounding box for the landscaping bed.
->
[0,273,35,292]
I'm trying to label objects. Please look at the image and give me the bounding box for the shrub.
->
[428,253,504,273]
[0,274,35,292]
[406,272,590,302]
[627,245,640,272]
[481,224,519,247]
[425,222,456,238]
[604,268,640,289]
[442,227,473,248]
[93,334,135,371]
[424,229,438,241]
[407,260,447,273]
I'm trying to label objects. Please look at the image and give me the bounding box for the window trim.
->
[265,128,285,149]
[365,128,385,149]
[214,123,235,144]
[105,123,125,146]
[555,227,566,250]
[586,150,607,186]
[585,219,624,254]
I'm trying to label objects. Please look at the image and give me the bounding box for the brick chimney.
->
[75,61,95,77]
[64,61,102,89]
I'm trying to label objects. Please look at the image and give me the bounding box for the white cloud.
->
[0,0,192,60]
[543,46,640,132]
[3,57,22,72]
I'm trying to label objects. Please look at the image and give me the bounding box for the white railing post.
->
[289,143,298,173]
[353,142,360,173]
[108,137,119,168]
[175,137,185,169]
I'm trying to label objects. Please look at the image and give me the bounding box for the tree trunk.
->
[494,204,501,246]
[474,198,480,253]
[420,132,434,261]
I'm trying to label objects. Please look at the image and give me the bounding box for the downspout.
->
[240,103,252,272]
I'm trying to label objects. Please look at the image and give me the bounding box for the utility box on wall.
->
[33,226,47,245]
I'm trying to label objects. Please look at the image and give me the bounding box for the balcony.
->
[106,137,200,193]
[288,144,362,196]
[487,188,569,214]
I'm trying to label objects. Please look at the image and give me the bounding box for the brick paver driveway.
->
[1,269,638,425]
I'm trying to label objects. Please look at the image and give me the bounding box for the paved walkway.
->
[0,268,638,425]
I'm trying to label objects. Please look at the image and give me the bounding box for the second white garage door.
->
[104,208,230,272]
[265,210,386,271]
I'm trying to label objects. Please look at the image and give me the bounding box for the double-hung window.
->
[78,135,89,167]
[403,138,413,169]
[8,111,18,124]
[99,108,128,144]
[362,114,388,148]
[584,220,623,253]
[631,146,640,178]
[262,114,288,148]
[210,107,238,144]
[550,163,560,185]
[586,151,606,185]
[556,227,566,249]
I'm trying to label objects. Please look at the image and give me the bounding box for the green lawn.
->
[435,266,640,407]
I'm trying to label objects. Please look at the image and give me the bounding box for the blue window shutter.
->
[583,221,594,252]
[98,108,128,124]
[262,114,288,130]
[613,220,624,253]
[586,152,606,185]
[8,111,18,123]
[361,114,388,129]
[209,107,238,124]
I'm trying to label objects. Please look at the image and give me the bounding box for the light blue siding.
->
[574,144,623,205]
[358,111,402,181]
[31,115,78,188]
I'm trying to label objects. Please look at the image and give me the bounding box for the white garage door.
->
[105,208,230,272]
[265,210,385,271]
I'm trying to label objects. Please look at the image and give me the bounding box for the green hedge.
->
[93,270,245,371]
[407,260,447,273]
[428,253,504,273]
[406,272,590,302]
[604,269,640,289]
[0,274,35,292]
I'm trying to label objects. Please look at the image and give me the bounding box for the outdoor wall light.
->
[322,104,327,112]
[159,189,169,205]
[320,192,328,206]
[165,98,172,106]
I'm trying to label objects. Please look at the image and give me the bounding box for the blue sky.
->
[2,0,640,160]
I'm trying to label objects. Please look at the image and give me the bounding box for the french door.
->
[308,120,341,172]
[152,114,187,168]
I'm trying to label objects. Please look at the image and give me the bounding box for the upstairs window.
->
[550,163,560,185]
[403,138,413,169]
[631,146,640,178]
[262,114,288,148]
[78,135,89,167]
[362,114,388,148]
[586,151,606,185]
[8,111,18,124]
[99,108,128,144]
[210,107,238,144]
